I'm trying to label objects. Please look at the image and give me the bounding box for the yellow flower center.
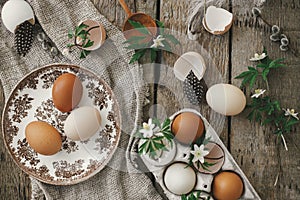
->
[255,89,261,94]
[291,109,295,114]
[143,123,150,130]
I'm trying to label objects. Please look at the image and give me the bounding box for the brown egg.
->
[25,121,62,155]
[52,73,83,112]
[171,112,205,145]
[212,171,244,200]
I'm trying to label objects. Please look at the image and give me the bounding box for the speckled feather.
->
[183,70,204,105]
[15,20,34,56]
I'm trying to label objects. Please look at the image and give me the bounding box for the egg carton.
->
[131,108,261,200]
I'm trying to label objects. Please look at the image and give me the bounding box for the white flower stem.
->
[281,134,288,151]
[274,172,279,186]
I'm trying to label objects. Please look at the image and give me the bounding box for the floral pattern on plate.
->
[2,64,121,185]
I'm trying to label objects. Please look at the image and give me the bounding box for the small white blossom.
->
[150,35,165,48]
[249,52,267,61]
[283,108,299,120]
[139,118,155,138]
[190,144,209,163]
[62,48,70,56]
[251,89,266,98]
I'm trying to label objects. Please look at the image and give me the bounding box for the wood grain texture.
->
[1,0,300,199]
[158,0,230,145]
[231,0,300,199]
[0,1,157,199]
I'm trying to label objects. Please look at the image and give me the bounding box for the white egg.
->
[206,84,246,116]
[64,106,101,141]
[174,51,206,81]
[164,162,196,195]
[1,0,35,33]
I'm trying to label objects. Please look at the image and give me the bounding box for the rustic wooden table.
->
[1,0,299,199]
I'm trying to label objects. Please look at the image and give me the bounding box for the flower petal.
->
[192,156,198,163]
[199,157,205,164]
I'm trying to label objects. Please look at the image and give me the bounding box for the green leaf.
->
[161,40,172,52]
[152,136,164,141]
[262,68,270,81]
[287,119,299,127]
[162,118,171,130]
[67,43,74,48]
[138,140,149,154]
[181,194,187,200]
[75,23,89,35]
[164,34,180,45]
[269,58,285,68]
[129,49,146,64]
[262,118,273,125]
[68,29,74,39]
[257,63,268,68]
[235,71,252,79]
[150,49,157,62]
[153,142,165,149]
[249,73,258,89]
[156,20,164,28]
[248,66,257,71]
[83,39,94,48]
[128,20,150,35]
[240,73,253,87]
[80,50,90,59]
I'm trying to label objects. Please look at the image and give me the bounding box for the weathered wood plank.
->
[231,0,300,199]
[0,1,158,199]
[158,0,230,145]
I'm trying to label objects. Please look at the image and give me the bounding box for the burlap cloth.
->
[0,0,163,199]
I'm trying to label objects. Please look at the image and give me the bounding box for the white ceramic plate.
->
[2,64,121,185]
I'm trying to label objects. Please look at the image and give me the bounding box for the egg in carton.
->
[1,0,36,56]
[132,108,261,200]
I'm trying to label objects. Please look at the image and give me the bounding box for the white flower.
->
[251,89,266,98]
[150,35,165,48]
[249,52,267,61]
[190,144,209,163]
[62,48,70,56]
[283,108,299,120]
[139,118,155,138]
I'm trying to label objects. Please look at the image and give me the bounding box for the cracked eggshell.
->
[203,6,233,35]
[1,0,35,33]
[206,84,246,116]
[174,52,206,81]
[76,19,106,51]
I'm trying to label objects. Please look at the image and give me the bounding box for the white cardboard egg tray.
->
[134,108,261,200]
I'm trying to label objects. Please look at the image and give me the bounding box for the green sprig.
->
[181,191,211,200]
[136,118,174,159]
[67,23,99,59]
[247,97,299,136]
[235,49,285,89]
[237,49,299,150]
[123,20,180,64]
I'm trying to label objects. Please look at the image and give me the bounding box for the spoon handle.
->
[118,0,132,17]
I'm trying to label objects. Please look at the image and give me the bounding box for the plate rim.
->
[1,63,122,185]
